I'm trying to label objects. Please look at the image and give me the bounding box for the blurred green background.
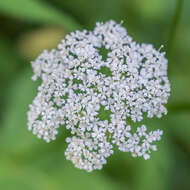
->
[0,0,190,189]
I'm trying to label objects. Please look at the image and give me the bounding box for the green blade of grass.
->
[0,0,81,32]
[167,0,184,63]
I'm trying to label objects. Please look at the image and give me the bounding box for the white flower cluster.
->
[28,20,170,172]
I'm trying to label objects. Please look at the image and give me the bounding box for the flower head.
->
[28,20,170,172]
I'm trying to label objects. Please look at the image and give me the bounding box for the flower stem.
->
[167,0,184,61]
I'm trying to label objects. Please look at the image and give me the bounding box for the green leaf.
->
[0,153,118,190]
[0,156,59,190]
[166,112,190,147]
[169,74,190,104]
[0,0,81,32]
[167,74,190,112]
[0,37,26,88]
[0,68,42,154]
[0,37,26,120]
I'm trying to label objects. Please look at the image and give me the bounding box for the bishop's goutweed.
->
[27,20,170,172]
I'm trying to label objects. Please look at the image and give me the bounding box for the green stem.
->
[167,0,184,61]
[167,103,190,113]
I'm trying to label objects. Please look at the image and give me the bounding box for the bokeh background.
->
[0,0,190,189]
